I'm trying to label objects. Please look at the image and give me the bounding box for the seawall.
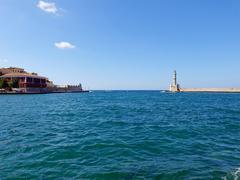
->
[180,88,240,93]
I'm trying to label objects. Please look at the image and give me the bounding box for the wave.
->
[222,167,240,180]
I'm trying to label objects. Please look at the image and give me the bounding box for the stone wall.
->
[180,88,240,93]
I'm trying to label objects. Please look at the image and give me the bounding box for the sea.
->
[0,91,240,179]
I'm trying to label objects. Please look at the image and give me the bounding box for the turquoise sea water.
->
[0,91,240,179]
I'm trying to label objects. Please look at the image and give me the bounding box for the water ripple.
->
[0,92,240,179]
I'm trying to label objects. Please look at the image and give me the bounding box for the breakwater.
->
[169,71,240,93]
[180,88,240,93]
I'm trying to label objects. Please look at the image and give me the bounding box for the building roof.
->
[0,67,24,70]
[0,73,46,79]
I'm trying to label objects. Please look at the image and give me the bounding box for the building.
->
[52,84,83,93]
[0,67,87,94]
[169,70,180,92]
[0,67,25,75]
[0,68,48,93]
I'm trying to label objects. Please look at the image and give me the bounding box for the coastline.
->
[0,90,90,95]
[180,88,240,93]
[169,71,240,93]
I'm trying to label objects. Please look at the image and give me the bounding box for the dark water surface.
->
[1,91,240,179]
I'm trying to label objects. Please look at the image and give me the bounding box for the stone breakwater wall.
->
[180,88,240,93]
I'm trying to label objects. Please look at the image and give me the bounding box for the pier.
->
[169,71,240,93]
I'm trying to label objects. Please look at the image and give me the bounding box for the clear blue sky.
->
[0,0,240,90]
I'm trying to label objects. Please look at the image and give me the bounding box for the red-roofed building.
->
[0,68,48,93]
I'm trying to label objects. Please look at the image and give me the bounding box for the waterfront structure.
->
[0,67,86,94]
[180,88,240,93]
[169,71,240,93]
[169,70,180,92]
[50,84,83,93]
[0,68,48,93]
[0,73,48,93]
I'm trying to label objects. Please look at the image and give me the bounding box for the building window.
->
[27,77,33,83]
[34,78,40,83]
[41,79,46,84]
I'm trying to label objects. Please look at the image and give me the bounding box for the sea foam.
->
[222,167,240,180]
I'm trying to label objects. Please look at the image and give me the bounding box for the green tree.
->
[7,79,14,90]
[0,79,3,89]
[2,80,8,88]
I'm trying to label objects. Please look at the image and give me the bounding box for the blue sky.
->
[0,0,240,90]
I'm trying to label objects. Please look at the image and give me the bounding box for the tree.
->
[7,79,14,90]
[0,79,3,89]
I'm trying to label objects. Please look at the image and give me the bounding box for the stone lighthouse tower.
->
[170,70,180,92]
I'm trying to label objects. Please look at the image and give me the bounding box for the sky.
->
[0,0,240,90]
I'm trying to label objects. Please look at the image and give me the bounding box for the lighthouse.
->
[170,70,180,92]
